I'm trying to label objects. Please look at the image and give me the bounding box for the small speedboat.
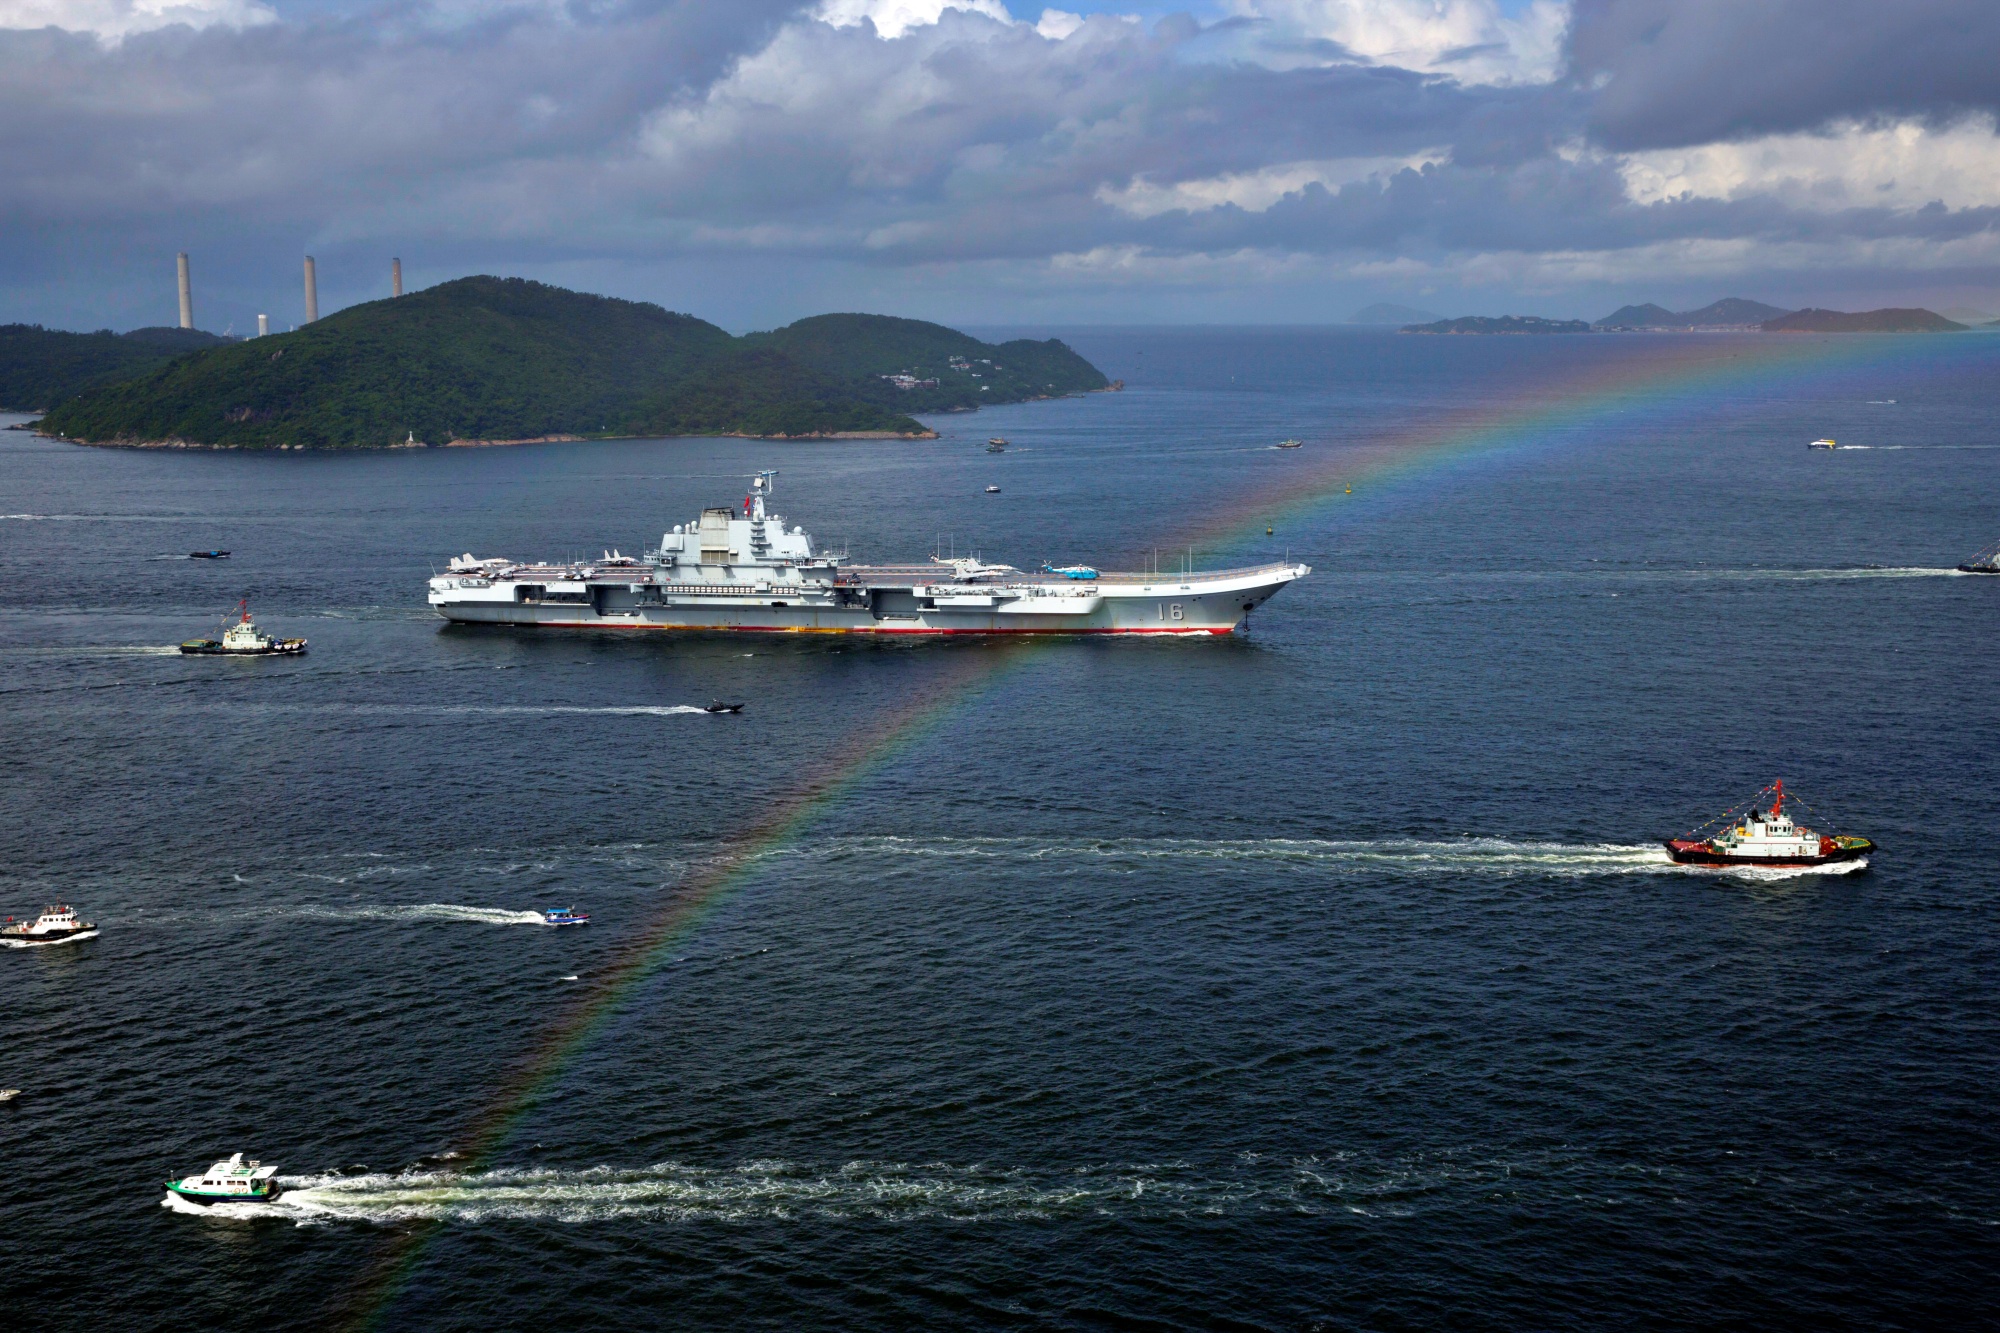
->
[188,550,231,559]
[703,700,744,714]
[1276,438,1304,449]
[1808,438,1838,450]
[984,485,1002,494]
[2,904,97,947]
[543,907,589,927]
[180,600,306,656]
[0,1089,19,1103]
[985,438,1007,452]
[1664,780,1872,868]
[165,1153,282,1207]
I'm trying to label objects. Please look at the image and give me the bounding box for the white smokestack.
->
[303,255,319,324]
[392,257,403,297]
[257,313,269,338]
[177,252,193,329]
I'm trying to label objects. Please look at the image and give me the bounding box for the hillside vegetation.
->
[1762,307,1967,333]
[1596,298,1791,328]
[36,278,1111,448]
[0,325,232,411]
[749,313,1108,413]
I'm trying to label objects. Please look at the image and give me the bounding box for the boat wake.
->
[251,704,713,718]
[261,1155,1471,1226]
[285,903,549,926]
[799,836,1680,877]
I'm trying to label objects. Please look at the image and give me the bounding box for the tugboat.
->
[180,600,307,656]
[1,904,97,947]
[1664,780,1873,868]
[165,1152,282,1207]
[542,907,589,927]
[1956,539,2000,574]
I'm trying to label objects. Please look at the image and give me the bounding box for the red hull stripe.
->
[488,622,1236,636]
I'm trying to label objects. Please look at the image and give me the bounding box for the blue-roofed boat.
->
[543,907,589,927]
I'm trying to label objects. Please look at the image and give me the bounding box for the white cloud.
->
[1097,152,1447,217]
[1034,8,1083,40]
[814,0,1012,40]
[1226,0,1570,85]
[0,0,271,40]
[1617,115,2000,212]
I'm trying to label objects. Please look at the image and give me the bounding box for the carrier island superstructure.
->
[428,473,1308,636]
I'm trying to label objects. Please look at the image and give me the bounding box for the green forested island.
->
[28,277,1110,448]
[1403,315,1594,335]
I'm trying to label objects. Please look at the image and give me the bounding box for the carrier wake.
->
[428,472,1308,636]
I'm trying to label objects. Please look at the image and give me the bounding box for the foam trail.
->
[0,513,230,522]
[797,835,1680,877]
[287,904,548,926]
[274,1158,1375,1225]
[242,704,712,718]
[0,645,187,657]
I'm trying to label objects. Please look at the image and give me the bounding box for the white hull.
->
[2,928,98,948]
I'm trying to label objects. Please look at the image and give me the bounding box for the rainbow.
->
[343,328,1975,1326]
[1184,332,1967,560]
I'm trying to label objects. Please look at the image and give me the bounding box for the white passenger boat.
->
[165,1153,282,1207]
[2,904,97,947]
[428,471,1308,636]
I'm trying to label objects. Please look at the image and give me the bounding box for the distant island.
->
[1347,302,1443,325]
[1595,298,1789,329]
[1402,315,1593,335]
[1761,307,1968,333]
[1393,297,1973,336]
[25,277,1110,449]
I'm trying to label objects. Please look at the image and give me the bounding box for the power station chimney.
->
[303,256,319,324]
[257,313,269,338]
[176,252,193,329]
[392,258,403,297]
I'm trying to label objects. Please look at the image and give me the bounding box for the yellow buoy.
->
[1266,526,1274,535]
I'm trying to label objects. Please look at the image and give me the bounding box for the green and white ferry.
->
[165,1153,282,1207]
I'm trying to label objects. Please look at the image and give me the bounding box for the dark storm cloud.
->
[1571,0,2000,149]
[0,0,806,226]
[3,0,1998,323]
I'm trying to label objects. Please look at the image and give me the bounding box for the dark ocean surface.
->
[3,329,1997,1330]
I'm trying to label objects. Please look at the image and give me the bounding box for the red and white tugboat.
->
[1665,780,1873,868]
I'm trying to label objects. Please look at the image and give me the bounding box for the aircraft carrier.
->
[427,472,1308,636]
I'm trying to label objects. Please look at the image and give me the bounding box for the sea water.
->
[2,329,1995,1329]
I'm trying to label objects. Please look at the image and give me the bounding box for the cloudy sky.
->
[4,0,1998,331]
